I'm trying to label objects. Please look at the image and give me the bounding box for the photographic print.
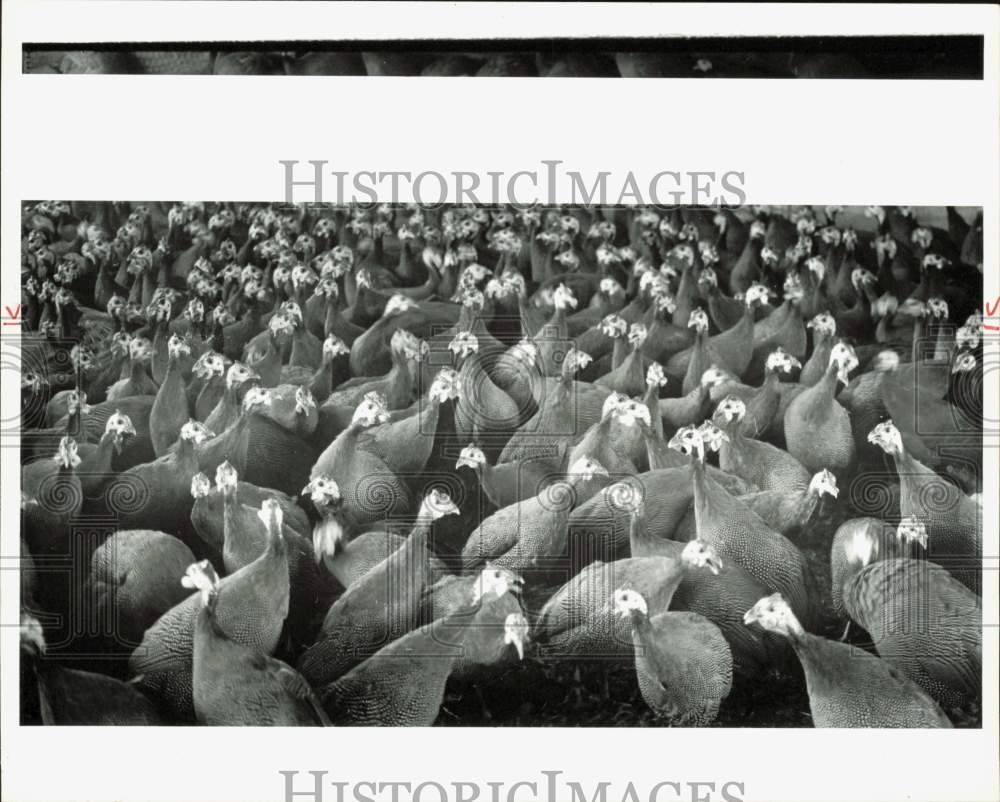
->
[2,3,998,802]
[17,201,985,729]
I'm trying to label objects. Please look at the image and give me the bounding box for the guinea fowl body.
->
[744,594,951,728]
[28,657,162,725]
[298,496,450,688]
[149,352,190,456]
[318,610,473,726]
[86,529,196,648]
[189,564,329,727]
[693,461,814,628]
[840,558,981,712]
[626,604,732,726]
[128,503,289,721]
[784,362,855,476]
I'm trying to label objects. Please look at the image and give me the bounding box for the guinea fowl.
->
[298,490,457,688]
[784,341,858,477]
[189,351,228,422]
[149,334,192,456]
[743,594,952,728]
[614,588,732,725]
[21,615,162,725]
[830,518,981,714]
[867,420,981,592]
[129,498,290,721]
[422,567,528,675]
[619,490,777,675]
[449,331,521,443]
[461,456,609,577]
[109,420,210,537]
[184,561,330,726]
[107,336,158,401]
[676,423,815,628]
[311,393,411,529]
[799,312,837,386]
[203,361,258,436]
[733,469,839,539]
[455,443,557,509]
[85,529,196,648]
[22,437,83,557]
[595,322,652,396]
[317,582,494,726]
[713,396,810,492]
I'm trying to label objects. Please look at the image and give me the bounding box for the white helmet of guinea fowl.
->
[568,456,610,482]
[504,614,530,661]
[471,566,522,605]
[302,475,341,507]
[455,444,487,470]
[351,393,390,428]
[700,364,733,389]
[714,396,746,424]
[688,308,710,333]
[808,470,839,499]
[448,331,479,358]
[294,386,316,415]
[627,323,648,349]
[613,588,649,618]
[105,410,136,438]
[646,362,667,388]
[419,489,460,520]
[215,461,238,492]
[180,560,220,605]
[323,335,350,359]
[952,352,977,374]
[383,294,418,318]
[743,593,804,637]
[561,347,591,374]
[681,540,724,575]
[225,361,259,389]
[807,312,836,337]
[242,386,272,411]
[180,420,213,444]
[53,436,81,469]
[600,314,628,339]
[829,342,859,386]
[190,473,212,499]
[897,517,928,549]
[167,333,191,360]
[552,284,578,311]
[766,348,801,374]
[867,420,903,456]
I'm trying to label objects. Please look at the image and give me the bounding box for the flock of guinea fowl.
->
[19,201,983,727]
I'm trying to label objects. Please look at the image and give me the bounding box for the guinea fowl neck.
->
[610,337,628,370]
[627,507,654,554]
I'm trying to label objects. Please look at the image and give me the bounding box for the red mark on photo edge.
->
[984,297,1000,330]
[3,304,21,326]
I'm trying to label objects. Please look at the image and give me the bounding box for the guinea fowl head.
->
[128,337,153,364]
[688,308,709,335]
[700,364,735,390]
[613,399,652,429]
[183,298,205,325]
[180,560,221,609]
[743,593,804,638]
[190,473,212,499]
[552,284,578,313]
[53,436,80,469]
[66,389,90,417]
[922,253,949,272]
[765,348,801,377]
[449,331,480,360]
[214,461,238,496]
[419,489,460,521]
[808,470,839,499]
[867,420,903,456]
[383,294,419,319]
[167,334,191,361]
[807,312,836,339]
[627,322,648,351]
[744,283,770,310]
[871,350,901,373]
[829,342,859,386]
[242,386,272,414]
[19,613,46,658]
[294,386,316,416]
[351,392,391,429]
[256,497,285,539]
[713,395,746,428]
[322,335,350,361]
[646,362,667,390]
[504,613,530,661]
[600,314,628,340]
[896,516,928,550]
[926,297,949,321]
[193,351,226,381]
[613,588,649,619]
[599,278,625,299]
[568,456,610,484]
[472,566,523,605]
[681,540,723,575]
[562,347,592,379]
[429,368,462,404]
[955,323,981,352]
[225,362,259,391]
[456,444,487,470]
[180,420,214,445]
[104,410,136,452]
[952,353,977,374]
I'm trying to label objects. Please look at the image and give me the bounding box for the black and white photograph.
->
[2,3,998,802]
